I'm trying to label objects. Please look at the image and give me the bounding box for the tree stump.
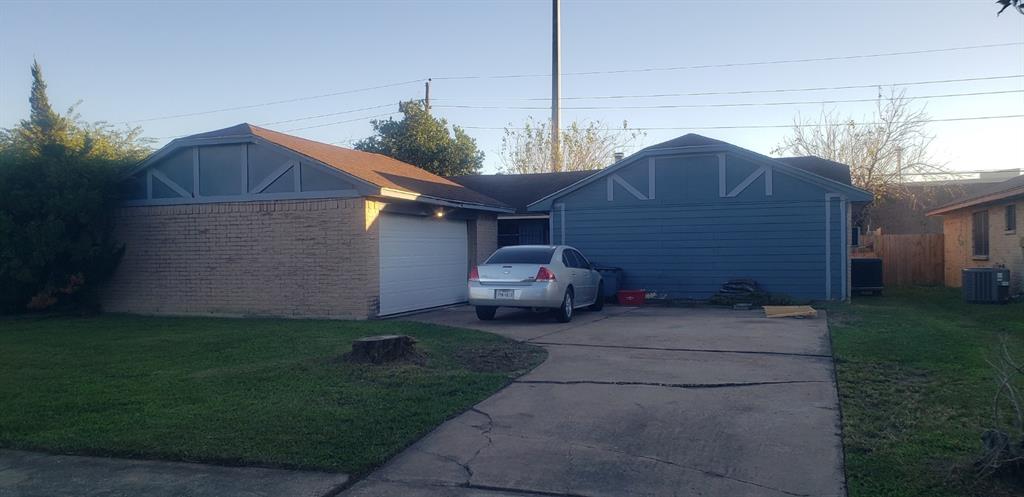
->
[349,335,418,364]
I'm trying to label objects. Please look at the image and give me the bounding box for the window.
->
[485,246,556,264]
[972,210,989,258]
[562,250,582,268]
[1006,205,1017,232]
[570,249,592,269]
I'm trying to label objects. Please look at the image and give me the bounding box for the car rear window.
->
[485,247,556,264]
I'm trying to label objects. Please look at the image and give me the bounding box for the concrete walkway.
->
[344,305,845,497]
[0,450,348,497]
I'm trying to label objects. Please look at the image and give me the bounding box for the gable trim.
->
[527,143,872,211]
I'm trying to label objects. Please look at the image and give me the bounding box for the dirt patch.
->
[454,341,547,375]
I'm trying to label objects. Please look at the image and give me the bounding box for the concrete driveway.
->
[344,306,844,497]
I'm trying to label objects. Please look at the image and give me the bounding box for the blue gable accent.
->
[544,144,863,301]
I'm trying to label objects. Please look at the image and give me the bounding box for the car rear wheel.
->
[589,282,604,311]
[475,306,497,321]
[556,290,574,323]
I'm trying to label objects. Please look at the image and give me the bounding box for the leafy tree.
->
[0,60,151,313]
[997,0,1023,15]
[354,101,483,176]
[500,118,645,174]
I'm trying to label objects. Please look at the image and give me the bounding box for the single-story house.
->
[524,134,872,301]
[102,123,510,319]
[102,126,870,319]
[449,171,594,247]
[927,173,1024,293]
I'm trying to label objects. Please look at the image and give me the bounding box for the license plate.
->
[495,289,515,299]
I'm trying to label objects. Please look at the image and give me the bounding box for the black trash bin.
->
[594,266,623,300]
[851,258,884,295]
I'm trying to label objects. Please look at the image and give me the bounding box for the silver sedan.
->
[468,245,604,322]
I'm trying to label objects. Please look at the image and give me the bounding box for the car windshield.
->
[485,246,556,264]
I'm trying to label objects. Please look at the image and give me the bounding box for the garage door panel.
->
[379,214,469,315]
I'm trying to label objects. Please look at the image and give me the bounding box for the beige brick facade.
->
[469,213,498,266]
[941,198,1024,293]
[102,198,380,319]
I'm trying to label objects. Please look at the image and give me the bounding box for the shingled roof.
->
[448,170,596,214]
[178,123,508,210]
[928,173,1024,216]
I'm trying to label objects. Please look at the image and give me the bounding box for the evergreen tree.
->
[0,61,151,313]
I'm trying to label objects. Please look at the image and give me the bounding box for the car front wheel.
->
[476,306,497,321]
[556,290,574,323]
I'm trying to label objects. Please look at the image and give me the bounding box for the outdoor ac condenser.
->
[961,267,1011,304]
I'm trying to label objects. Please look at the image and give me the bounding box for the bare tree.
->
[500,118,645,174]
[773,90,950,222]
[997,0,1024,15]
[978,336,1024,478]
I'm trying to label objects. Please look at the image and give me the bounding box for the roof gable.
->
[129,124,509,211]
[527,133,872,211]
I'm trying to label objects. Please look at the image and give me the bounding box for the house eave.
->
[378,188,514,213]
[927,187,1024,216]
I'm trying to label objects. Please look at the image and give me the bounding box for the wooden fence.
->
[852,231,945,287]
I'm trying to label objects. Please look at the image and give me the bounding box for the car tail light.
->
[469,266,480,281]
[536,266,556,282]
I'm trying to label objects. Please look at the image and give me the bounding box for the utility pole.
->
[424,79,431,114]
[551,0,561,172]
[897,146,903,184]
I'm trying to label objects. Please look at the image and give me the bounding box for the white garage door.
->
[379,213,469,315]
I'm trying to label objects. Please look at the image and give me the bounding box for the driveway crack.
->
[492,432,812,497]
[530,341,832,358]
[513,379,828,389]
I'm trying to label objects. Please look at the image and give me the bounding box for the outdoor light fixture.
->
[435,209,445,218]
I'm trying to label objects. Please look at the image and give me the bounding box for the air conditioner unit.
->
[962,267,1011,304]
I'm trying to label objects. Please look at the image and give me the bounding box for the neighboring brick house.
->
[102,123,509,319]
[928,174,1024,293]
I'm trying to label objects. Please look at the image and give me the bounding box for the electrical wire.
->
[123,42,1022,124]
[432,74,1024,102]
[434,89,1024,111]
[431,42,1024,80]
[462,114,1024,131]
[281,112,398,132]
[258,103,398,126]
[122,79,422,124]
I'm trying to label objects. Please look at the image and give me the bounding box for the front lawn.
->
[0,315,545,476]
[829,288,1024,497]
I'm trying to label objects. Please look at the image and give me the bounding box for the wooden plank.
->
[764,305,818,318]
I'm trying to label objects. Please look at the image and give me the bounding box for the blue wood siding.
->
[550,152,850,300]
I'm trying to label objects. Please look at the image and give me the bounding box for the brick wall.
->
[942,199,1024,292]
[101,198,380,319]
[469,213,498,266]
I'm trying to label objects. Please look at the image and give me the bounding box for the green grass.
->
[829,288,1024,497]
[0,314,545,476]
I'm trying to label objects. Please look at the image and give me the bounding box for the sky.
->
[1,0,1022,175]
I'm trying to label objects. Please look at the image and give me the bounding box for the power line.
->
[122,79,422,124]
[156,110,398,140]
[435,89,1024,111]
[431,42,1024,81]
[120,42,1022,125]
[433,74,1024,102]
[258,103,397,126]
[281,112,398,132]
[463,114,1024,131]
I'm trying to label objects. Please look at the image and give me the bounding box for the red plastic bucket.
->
[617,289,646,306]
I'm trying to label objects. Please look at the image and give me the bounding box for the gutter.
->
[927,186,1024,216]
[378,187,514,213]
